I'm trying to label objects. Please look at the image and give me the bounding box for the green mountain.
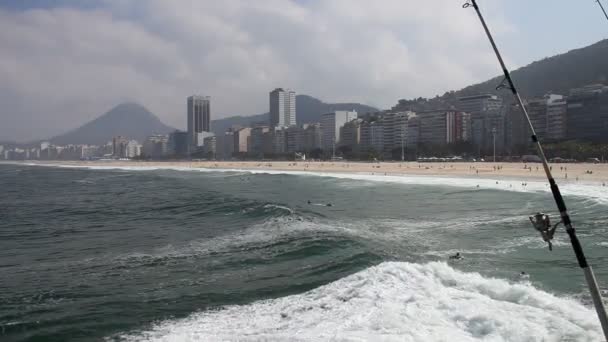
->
[211,94,378,136]
[50,103,174,145]
[459,39,608,98]
[394,39,608,110]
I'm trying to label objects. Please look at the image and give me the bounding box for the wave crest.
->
[115,261,601,341]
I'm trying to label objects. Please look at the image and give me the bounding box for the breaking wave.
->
[115,261,602,341]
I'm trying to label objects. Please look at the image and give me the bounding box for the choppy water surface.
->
[1,163,608,341]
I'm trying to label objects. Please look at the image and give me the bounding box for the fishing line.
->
[596,0,608,23]
[463,1,608,338]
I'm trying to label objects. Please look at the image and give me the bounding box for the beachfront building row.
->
[1,144,103,161]
[2,132,212,161]
[356,110,471,158]
[216,108,473,160]
[6,84,608,162]
[501,86,608,154]
[0,139,130,161]
[463,85,608,155]
[222,122,321,159]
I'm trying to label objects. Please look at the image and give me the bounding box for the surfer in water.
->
[307,200,333,207]
[449,252,463,260]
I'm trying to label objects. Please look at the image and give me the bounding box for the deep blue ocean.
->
[1,163,608,341]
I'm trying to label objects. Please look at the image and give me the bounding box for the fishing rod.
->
[597,0,608,22]
[463,0,608,339]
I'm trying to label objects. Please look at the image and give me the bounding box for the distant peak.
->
[111,102,147,111]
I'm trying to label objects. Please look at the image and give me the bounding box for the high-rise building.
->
[270,127,287,154]
[525,94,567,142]
[143,135,169,158]
[405,115,420,149]
[222,131,235,159]
[546,96,567,140]
[112,136,128,158]
[124,140,141,158]
[196,132,215,149]
[446,111,471,143]
[340,119,362,149]
[566,84,608,142]
[187,95,211,149]
[381,111,412,157]
[414,109,471,148]
[418,110,448,145]
[286,125,305,153]
[360,120,384,154]
[302,123,322,152]
[321,111,358,152]
[233,127,252,154]
[458,94,503,149]
[203,136,217,157]
[269,88,296,128]
[80,145,97,160]
[484,107,507,154]
[505,102,528,151]
[168,130,189,157]
[250,126,270,156]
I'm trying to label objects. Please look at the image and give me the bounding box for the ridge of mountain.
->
[394,39,608,111]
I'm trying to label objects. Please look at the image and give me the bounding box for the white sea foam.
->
[24,162,608,204]
[263,204,295,215]
[116,261,602,342]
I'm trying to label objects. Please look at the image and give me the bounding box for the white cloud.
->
[0,0,515,141]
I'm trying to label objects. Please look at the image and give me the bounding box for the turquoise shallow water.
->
[1,163,607,341]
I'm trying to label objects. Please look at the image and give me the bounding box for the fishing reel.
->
[528,212,561,251]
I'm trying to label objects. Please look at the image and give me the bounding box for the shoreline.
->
[10,160,608,185]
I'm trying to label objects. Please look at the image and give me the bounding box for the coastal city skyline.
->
[5,2,608,341]
[3,81,608,162]
[1,1,607,142]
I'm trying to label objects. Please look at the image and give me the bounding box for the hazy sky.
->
[1,0,606,142]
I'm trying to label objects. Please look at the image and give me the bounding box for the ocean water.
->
[1,163,608,341]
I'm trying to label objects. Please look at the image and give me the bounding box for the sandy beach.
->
[25,160,608,185]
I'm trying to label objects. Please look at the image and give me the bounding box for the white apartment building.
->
[269,88,296,128]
